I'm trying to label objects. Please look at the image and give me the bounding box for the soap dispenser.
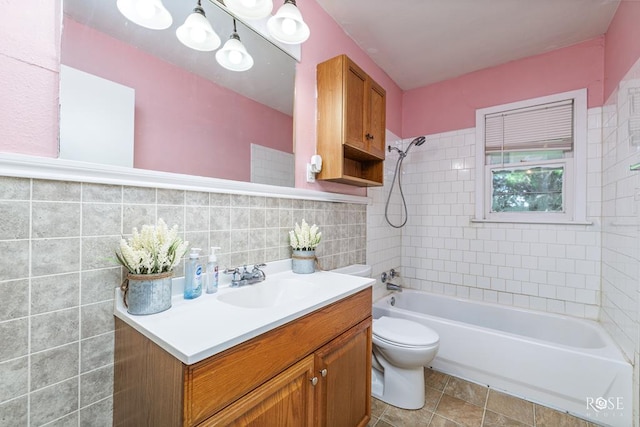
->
[205,246,221,294]
[184,248,203,299]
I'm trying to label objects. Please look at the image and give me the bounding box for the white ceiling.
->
[315,0,621,91]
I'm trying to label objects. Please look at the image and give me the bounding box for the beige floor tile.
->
[444,377,489,407]
[372,398,389,418]
[368,416,379,427]
[486,390,534,425]
[435,394,484,427]
[483,409,531,427]
[534,405,592,427]
[425,368,450,391]
[375,420,396,427]
[381,403,434,426]
[425,386,444,411]
[430,414,463,426]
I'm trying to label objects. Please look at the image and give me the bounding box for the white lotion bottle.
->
[184,248,203,299]
[205,246,221,294]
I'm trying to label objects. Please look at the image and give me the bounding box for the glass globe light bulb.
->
[189,26,207,43]
[135,0,156,19]
[281,17,297,35]
[228,50,243,65]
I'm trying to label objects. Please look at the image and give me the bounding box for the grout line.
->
[480,385,491,426]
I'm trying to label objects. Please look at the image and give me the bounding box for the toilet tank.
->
[331,264,372,277]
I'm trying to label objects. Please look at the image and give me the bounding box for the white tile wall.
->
[250,143,295,188]
[366,130,403,301]
[388,121,603,319]
[601,57,640,426]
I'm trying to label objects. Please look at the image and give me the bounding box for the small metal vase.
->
[122,272,173,315]
[292,249,316,274]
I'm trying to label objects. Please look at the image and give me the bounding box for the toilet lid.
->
[373,316,439,346]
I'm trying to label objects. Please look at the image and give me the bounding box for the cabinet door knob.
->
[320,369,327,377]
[310,376,318,386]
[365,133,374,140]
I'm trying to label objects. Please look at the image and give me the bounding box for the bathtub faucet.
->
[386,282,402,292]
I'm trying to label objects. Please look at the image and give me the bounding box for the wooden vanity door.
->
[201,355,316,426]
[313,318,372,427]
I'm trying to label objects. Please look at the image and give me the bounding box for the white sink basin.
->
[217,278,322,309]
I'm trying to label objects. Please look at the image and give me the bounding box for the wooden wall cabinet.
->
[316,54,386,187]
[114,288,372,427]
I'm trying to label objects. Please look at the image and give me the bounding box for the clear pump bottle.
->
[184,248,203,299]
[205,247,221,294]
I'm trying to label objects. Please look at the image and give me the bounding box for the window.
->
[474,89,587,224]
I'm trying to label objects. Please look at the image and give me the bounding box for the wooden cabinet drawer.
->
[183,289,372,426]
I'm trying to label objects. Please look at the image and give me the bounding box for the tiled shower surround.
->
[0,177,365,426]
[366,69,640,424]
[377,111,603,319]
[601,56,640,425]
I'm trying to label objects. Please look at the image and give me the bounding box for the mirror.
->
[61,0,296,187]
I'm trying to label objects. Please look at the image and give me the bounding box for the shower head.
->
[412,136,426,146]
[387,136,425,158]
[405,136,426,154]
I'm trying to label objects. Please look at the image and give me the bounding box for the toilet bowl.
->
[371,316,439,409]
[331,264,440,410]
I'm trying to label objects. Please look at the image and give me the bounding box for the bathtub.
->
[373,291,632,427]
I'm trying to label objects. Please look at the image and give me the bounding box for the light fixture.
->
[215,20,254,72]
[224,0,274,20]
[116,0,173,30]
[176,0,221,51]
[267,0,310,44]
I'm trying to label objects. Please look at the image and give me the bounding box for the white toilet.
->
[331,264,440,410]
[371,316,439,409]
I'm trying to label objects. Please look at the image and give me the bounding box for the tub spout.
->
[386,282,402,292]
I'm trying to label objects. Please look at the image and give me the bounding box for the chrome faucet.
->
[386,282,403,292]
[224,264,267,287]
[381,269,402,292]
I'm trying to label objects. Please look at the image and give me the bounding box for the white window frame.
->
[474,89,588,224]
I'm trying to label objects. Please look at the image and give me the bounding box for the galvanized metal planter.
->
[122,272,173,315]
[292,250,316,274]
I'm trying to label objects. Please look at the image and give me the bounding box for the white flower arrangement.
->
[289,219,322,251]
[115,218,189,275]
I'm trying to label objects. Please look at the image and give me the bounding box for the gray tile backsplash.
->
[30,309,79,353]
[0,357,28,402]
[0,176,366,425]
[30,343,79,391]
[0,279,28,321]
[29,379,78,426]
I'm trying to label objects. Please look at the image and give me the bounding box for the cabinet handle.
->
[320,369,327,377]
[365,133,374,140]
[310,376,318,386]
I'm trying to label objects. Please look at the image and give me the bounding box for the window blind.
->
[485,99,574,153]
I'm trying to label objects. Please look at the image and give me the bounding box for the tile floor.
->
[368,369,602,427]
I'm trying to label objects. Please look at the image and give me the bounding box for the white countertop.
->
[114,261,374,365]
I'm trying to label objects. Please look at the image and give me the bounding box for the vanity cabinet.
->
[316,54,386,187]
[113,288,372,427]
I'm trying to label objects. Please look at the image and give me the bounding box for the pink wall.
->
[0,0,60,158]
[604,1,640,102]
[4,1,640,195]
[62,18,293,182]
[402,37,605,138]
[293,0,403,195]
